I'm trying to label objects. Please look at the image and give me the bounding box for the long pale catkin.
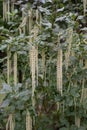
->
[57,34,63,95]
[6,114,15,130]
[26,110,32,130]
[28,9,33,130]
[57,49,63,95]
[14,52,17,86]
[65,27,73,70]
[74,82,80,128]
[30,46,36,107]
[7,45,11,84]
[33,25,39,86]
[35,47,38,86]
[11,0,15,20]
[3,0,7,21]
[3,0,5,21]
[7,0,10,21]
[28,9,32,34]
[83,0,87,15]
[42,49,46,78]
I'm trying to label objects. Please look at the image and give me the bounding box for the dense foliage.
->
[0,0,87,130]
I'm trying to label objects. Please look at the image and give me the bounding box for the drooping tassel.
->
[83,0,87,15]
[14,52,17,86]
[85,60,87,68]
[33,25,39,87]
[28,8,34,107]
[35,47,38,86]
[75,115,80,128]
[74,81,80,128]
[7,0,10,21]
[42,49,46,79]
[28,9,32,34]
[3,0,7,21]
[65,27,73,70]
[36,9,39,27]
[3,0,5,21]
[22,10,26,34]
[7,45,11,84]
[26,110,32,130]
[80,79,86,103]
[6,114,15,130]
[57,48,63,95]
[30,46,36,107]
[19,16,27,34]
[57,34,63,95]
[11,0,15,20]
[40,12,42,29]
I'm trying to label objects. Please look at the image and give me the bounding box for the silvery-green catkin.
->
[74,81,80,128]
[33,25,39,87]
[3,0,8,21]
[26,110,32,130]
[42,49,46,78]
[83,0,87,15]
[30,46,36,107]
[57,48,63,95]
[85,60,87,68]
[7,46,11,84]
[36,9,39,23]
[3,0,5,21]
[11,0,14,12]
[7,0,10,21]
[35,47,38,86]
[28,9,32,34]
[75,116,80,128]
[19,16,27,34]
[14,52,17,86]
[11,0,14,20]
[80,79,85,103]
[22,11,26,34]
[56,34,63,110]
[65,28,73,70]
[6,114,15,130]
[57,34,63,95]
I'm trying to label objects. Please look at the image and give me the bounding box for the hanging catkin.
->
[11,0,14,12]
[74,81,81,128]
[28,9,32,34]
[14,52,17,86]
[26,110,32,130]
[85,60,87,68]
[36,9,39,22]
[6,114,15,130]
[40,13,42,29]
[57,34,63,95]
[7,0,10,21]
[11,0,15,20]
[22,11,26,34]
[27,9,33,130]
[33,25,39,86]
[3,0,5,21]
[3,0,7,21]
[36,9,39,27]
[7,46,11,84]
[30,46,36,107]
[42,49,46,78]
[65,27,73,70]
[83,0,87,15]
[75,115,80,128]
[35,47,38,86]
[19,16,27,34]
[80,79,85,103]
